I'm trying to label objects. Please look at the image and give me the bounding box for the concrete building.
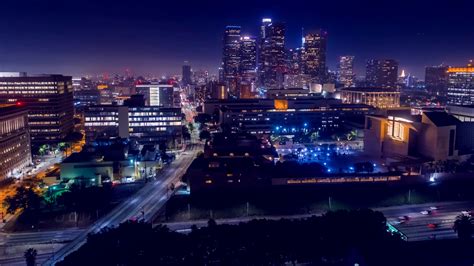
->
[303,30,328,83]
[0,74,74,144]
[341,87,400,109]
[364,110,466,161]
[0,104,32,181]
[135,84,174,108]
[425,65,448,97]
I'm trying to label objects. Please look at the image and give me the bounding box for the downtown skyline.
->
[0,0,473,78]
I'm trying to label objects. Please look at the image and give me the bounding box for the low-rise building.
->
[364,110,472,161]
[341,87,400,109]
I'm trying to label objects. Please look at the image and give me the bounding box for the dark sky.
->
[0,0,473,78]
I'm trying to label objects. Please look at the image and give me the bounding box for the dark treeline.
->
[59,209,410,266]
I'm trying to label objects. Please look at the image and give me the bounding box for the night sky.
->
[0,0,473,78]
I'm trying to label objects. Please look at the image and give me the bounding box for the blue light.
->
[349,166,354,170]
[130,159,134,164]
[303,123,308,127]
[373,163,377,167]
[323,162,327,166]
[327,169,331,173]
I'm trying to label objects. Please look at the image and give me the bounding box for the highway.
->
[37,144,200,265]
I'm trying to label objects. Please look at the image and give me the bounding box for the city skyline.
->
[0,0,473,78]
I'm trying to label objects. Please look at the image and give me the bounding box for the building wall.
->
[0,107,32,181]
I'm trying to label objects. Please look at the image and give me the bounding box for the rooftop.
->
[340,87,399,93]
[424,112,460,127]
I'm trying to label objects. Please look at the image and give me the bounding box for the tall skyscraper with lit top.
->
[337,56,355,88]
[303,30,328,84]
[222,26,241,96]
[260,21,286,89]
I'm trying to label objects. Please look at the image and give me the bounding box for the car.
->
[429,206,439,210]
[420,210,432,215]
[461,211,473,217]
[427,223,438,229]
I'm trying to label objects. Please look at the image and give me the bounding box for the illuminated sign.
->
[273,175,401,185]
[447,67,474,73]
[274,99,288,110]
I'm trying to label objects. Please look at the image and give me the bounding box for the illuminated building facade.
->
[0,105,32,181]
[240,36,257,73]
[73,77,100,110]
[366,59,399,89]
[364,111,461,161]
[84,105,183,146]
[337,56,355,88]
[425,65,448,97]
[223,26,241,96]
[135,84,174,108]
[203,98,373,135]
[447,65,474,105]
[260,21,286,89]
[341,87,400,109]
[303,30,328,83]
[0,74,74,144]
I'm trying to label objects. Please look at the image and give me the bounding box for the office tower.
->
[73,77,100,110]
[135,84,174,108]
[260,21,286,89]
[425,65,449,96]
[193,69,209,86]
[0,104,32,181]
[447,64,474,105]
[337,56,355,88]
[0,73,74,144]
[218,67,224,83]
[182,62,192,86]
[303,30,328,83]
[366,59,399,89]
[258,18,273,84]
[240,36,257,74]
[223,26,241,96]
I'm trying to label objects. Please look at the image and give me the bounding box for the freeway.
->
[39,144,200,265]
[157,201,474,242]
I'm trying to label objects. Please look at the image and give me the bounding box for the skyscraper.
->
[0,73,74,144]
[182,62,192,86]
[337,56,355,88]
[447,64,474,105]
[425,65,449,97]
[366,59,399,89]
[258,18,273,85]
[260,21,286,89]
[303,30,328,84]
[240,36,257,74]
[222,25,241,96]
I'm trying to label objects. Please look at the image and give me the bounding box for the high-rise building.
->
[240,36,257,73]
[260,21,286,89]
[425,65,449,97]
[182,62,192,86]
[0,73,74,144]
[135,84,174,108]
[0,104,32,181]
[366,59,399,89]
[337,56,355,88]
[223,26,241,94]
[447,64,474,105]
[258,18,273,85]
[303,30,328,83]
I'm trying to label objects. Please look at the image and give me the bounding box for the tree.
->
[3,187,42,214]
[199,130,211,141]
[453,214,474,240]
[24,248,37,266]
[188,122,195,132]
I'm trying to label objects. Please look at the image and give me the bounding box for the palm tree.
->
[24,248,37,266]
[453,214,474,240]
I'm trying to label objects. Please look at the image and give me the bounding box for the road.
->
[36,144,200,265]
[157,201,474,242]
[380,201,474,241]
